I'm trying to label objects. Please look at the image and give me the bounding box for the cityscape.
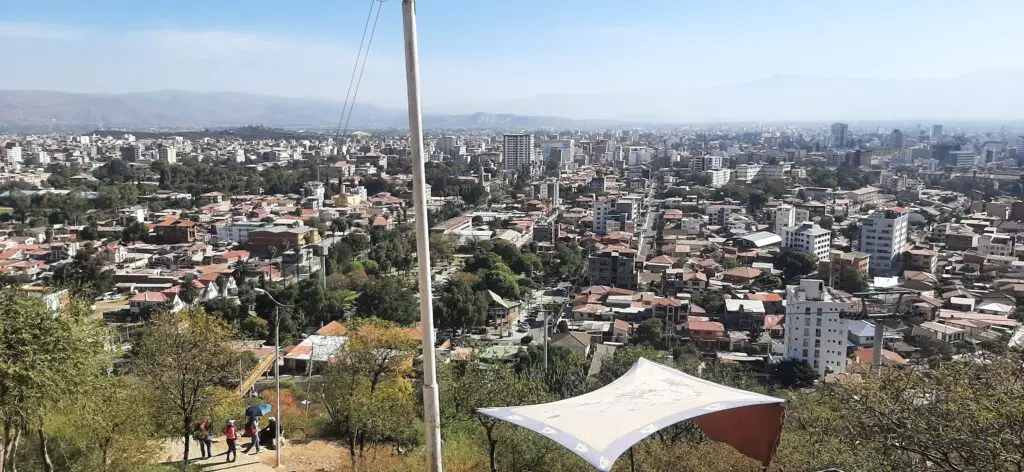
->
[3,1,1024,472]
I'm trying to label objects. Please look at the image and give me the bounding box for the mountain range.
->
[0,90,622,131]
[2,68,1024,130]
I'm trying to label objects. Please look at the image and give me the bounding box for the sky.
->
[3,0,1024,119]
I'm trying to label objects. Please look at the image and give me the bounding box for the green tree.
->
[691,291,726,316]
[633,318,664,348]
[50,244,114,301]
[120,220,148,243]
[824,349,1024,471]
[434,280,488,334]
[429,234,458,266]
[130,308,239,467]
[0,290,103,472]
[354,276,419,325]
[480,265,522,300]
[319,319,421,469]
[439,361,550,472]
[775,248,819,279]
[771,359,818,389]
[52,376,158,470]
[836,266,869,294]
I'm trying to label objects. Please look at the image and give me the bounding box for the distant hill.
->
[0,90,626,131]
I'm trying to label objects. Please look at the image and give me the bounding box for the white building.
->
[542,140,575,162]
[759,163,790,180]
[593,198,631,235]
[690,155,723,172]
[784,279,858,377]
[732,164,761,183]
[234,149,247,163]
[859,207,909,274]
[679,217,702,235]
[502,134,535,173]
[2,145,22,163]
[704,169,731,188]
[774,205,796,235]
[625,146,650,166]
[217,221,269,244]
[158,147,177,164]
[979,233,1014,257]
[950,150,976,168]
[785,222,832,261]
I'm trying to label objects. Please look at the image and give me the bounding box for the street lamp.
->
[253,287,293,469]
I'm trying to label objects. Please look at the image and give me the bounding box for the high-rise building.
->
[502,134,535,173]
[859,207,909,274]
[158,146,177,164]
[783,279,859,377]
[774,205,796,235]
[830,123,849,149]
[689,155,723,172]
[588,245,639,289]
[932,124,944,140]
[890,129,904,148]
[121,145,141,161]
[950,150,976,168]
[784,223,832,261]
[2,144,22,163]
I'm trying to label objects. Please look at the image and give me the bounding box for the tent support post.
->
[629,447,636,472]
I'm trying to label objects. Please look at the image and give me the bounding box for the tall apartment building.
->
[690,155,723,172]
[704,169,730,188]
[121,145,142,161]
[950,150,976,168]
[859,207,909,274]
[625,146,650,166]
[785,222,832,261]
[784,279,858,377]
[890,129,904,148]
[592,197,634,235]
[774,205,796,235]
[2,144,22,163]
[831,122,849,148]
[588,245,638,289]
[502,134,535,173]
[158,146,177,164]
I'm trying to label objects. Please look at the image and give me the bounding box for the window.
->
[802,349,808,358]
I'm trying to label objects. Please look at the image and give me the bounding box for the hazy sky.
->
[3,0,1024,117]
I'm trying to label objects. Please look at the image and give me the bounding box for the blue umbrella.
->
[245,403,272,418]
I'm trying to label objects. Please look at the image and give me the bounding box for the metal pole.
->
[871,319,884,375]
[401,2,443,470]
[275,305,282,468]
[543,310,548,371]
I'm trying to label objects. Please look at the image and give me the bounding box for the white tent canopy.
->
[478,358,786,470]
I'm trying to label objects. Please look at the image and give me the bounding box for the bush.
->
[521,335,533,345]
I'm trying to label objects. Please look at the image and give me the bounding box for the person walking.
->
[223,420,238,463]
[194,420,213,459]
[243,416,261,454]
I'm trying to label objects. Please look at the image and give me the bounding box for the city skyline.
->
[4,0,1024,120]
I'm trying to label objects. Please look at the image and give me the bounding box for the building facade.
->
[502,134,535,173]
[859,207,909,274]
[783,279,858,377]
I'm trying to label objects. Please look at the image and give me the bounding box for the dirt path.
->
[158,438,379,472]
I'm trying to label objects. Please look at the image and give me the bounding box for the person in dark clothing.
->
[193,421,213,459]
[258,417,280,449]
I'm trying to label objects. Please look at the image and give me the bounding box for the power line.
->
[334,0,378,145]
[340,0,385,138]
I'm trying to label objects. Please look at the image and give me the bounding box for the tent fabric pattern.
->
[477,358,786,471]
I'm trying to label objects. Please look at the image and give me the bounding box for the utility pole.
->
[402,1,443,470]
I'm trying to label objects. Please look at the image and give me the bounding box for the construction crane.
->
[839,288,918,374]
